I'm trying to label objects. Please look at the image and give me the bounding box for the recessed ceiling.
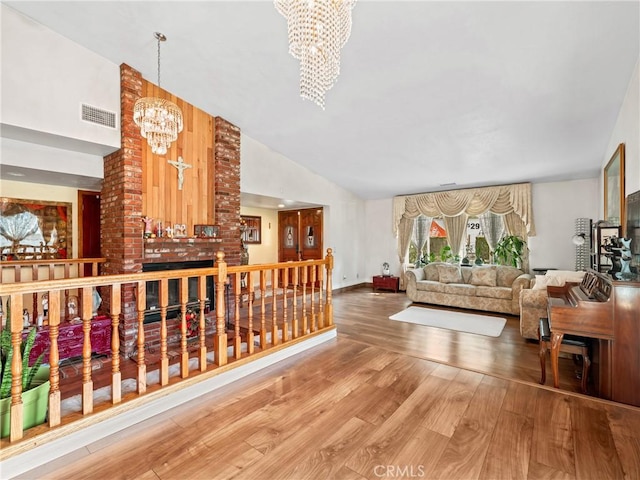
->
[4,1,639,201]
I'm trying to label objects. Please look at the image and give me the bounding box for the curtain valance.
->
[393,183,536,237]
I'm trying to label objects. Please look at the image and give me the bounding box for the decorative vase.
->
[0,365,50,438]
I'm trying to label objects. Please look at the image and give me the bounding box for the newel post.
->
[214,251,228,366]
[325,248,334,326]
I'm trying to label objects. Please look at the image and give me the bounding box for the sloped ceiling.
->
[4,1,639,201]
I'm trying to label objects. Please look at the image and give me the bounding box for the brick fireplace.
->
[100,63,241,357]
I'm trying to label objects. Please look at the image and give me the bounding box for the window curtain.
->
[396,215,414,290]
[393,183,535,236]
[478,212,504,262]
[414,216,432,265]
[503,211,530,272]
[393,183,535,273]
[442,214,468,261]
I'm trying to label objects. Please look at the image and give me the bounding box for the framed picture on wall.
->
[0,197,72,260]
[604,143,625,227]
[240,215,261,244]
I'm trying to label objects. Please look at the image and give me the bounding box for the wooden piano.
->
[547,269,640,407]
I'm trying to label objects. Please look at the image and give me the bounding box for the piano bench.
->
[538,317,591,394]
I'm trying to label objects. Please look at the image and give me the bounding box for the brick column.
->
[101,63,144,357]
[214,117,242,267]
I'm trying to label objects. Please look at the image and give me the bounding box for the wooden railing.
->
[0,249,334,453]
[0,258,106,323]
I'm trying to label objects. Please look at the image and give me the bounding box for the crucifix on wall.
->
[167,156,192,190]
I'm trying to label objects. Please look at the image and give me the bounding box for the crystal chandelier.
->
[275,0,356,109]
[134,32,183,155]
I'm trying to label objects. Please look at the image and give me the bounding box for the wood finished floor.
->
[17,288,640,480]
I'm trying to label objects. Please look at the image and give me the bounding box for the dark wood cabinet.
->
[27,316,112,364]
[373,275,399,293]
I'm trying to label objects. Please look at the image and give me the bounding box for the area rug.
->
[389,306,506,337]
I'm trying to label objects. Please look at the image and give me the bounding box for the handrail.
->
[0,249,334,450]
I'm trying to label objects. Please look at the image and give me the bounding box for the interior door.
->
[279,210,301,262]
[79,190,101,276]
[278,207,324,262]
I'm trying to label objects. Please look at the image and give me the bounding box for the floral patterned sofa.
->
[405,262,532,316]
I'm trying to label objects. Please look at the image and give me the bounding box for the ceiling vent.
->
[81,104,116,128]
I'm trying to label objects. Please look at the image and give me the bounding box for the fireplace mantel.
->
[143,237,223,263]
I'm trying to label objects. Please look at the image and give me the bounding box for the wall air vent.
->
[81,104,116,128]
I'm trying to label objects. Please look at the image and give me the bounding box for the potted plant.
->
[0,316,50,438]
[493,234,526,268]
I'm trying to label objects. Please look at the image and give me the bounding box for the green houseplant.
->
[0,316,50,437]
[493,235,526,268]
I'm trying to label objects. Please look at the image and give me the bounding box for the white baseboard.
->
[2,329,337,479]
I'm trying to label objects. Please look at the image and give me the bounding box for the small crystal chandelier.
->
[275,0,356,109]
[134,32,183,155]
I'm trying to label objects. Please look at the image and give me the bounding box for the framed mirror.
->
[604,143,625,226]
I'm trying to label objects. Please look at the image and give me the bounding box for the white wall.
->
[602,57,640,219]
[241,134,367,289]
[1,5,120,155]
[529,178,599,271]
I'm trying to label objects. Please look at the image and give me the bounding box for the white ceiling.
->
[4,1,639,203]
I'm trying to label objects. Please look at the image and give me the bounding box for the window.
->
[409,216,492,265]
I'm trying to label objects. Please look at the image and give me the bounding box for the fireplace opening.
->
[142,260,215,324]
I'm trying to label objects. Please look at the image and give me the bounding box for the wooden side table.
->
[372,275,399,293]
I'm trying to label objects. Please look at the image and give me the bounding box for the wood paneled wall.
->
[141,81,215,235]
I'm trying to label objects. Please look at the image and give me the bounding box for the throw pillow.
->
[532,275,565,290]
[470,266,497,287]
[437,264,463,284]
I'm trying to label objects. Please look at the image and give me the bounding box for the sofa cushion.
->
[415,280,447,293]
[475,286,512,300]
[423,263,440,281]
[545,270,586,283]
[496,266,524,287]
[437,264,463,284]
[470,266,497,287]
[443,283,477,296]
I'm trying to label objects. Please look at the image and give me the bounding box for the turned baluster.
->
[47,290,61,427]
[81,286,93,415]
[179,277,189,378]
[281,267,289,342]
[159,278,169,385]
[259,269,267,348]
[198,275,207,371]
[214,252,228,366]
[233,273,242,359]
[31,265,38,323]
[325,248,334,326]
[271,268,278,346]
[317,265,324,329]
[246,271,254,355]
[291,266,299,338]
[309,265,317,332]
[9,293,24,442]
[110,284,122,404]
[301,265,308,335]
[136,281,147,394]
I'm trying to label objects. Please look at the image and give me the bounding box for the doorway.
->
[278,207,323,262]
[78,190,101,275]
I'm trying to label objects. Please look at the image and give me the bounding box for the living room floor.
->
[334,286,587,396]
